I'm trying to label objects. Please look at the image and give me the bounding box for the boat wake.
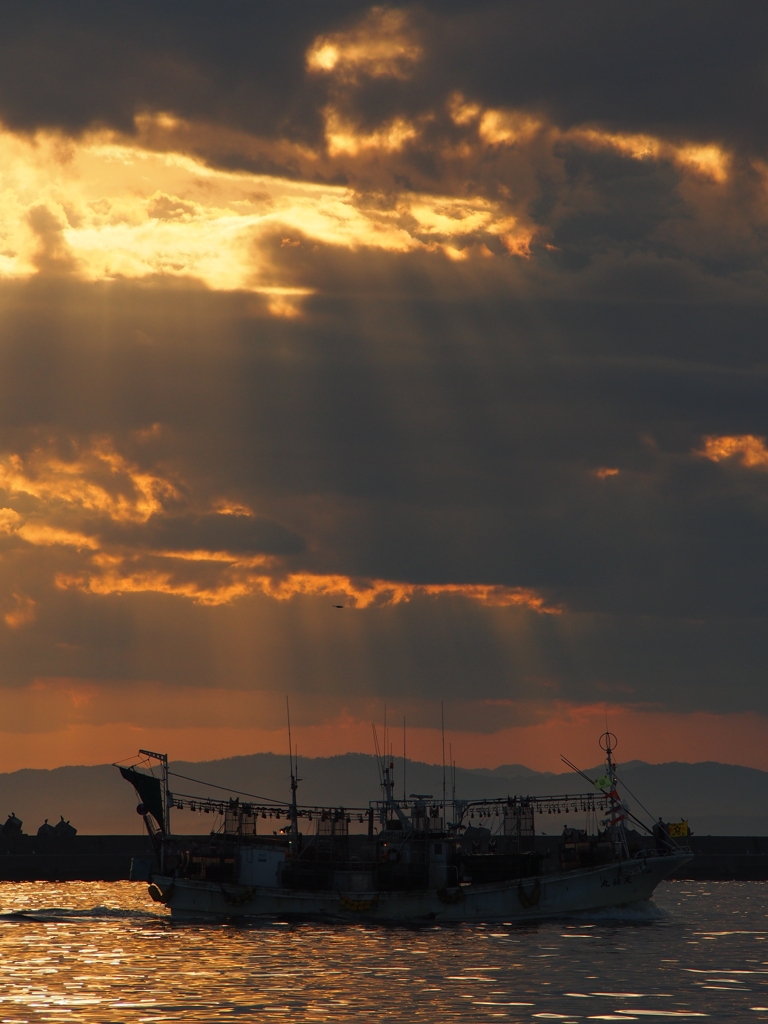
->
[0,906,165,923]
[567,899,668,923]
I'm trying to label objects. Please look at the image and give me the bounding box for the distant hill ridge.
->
[0,753,766,836]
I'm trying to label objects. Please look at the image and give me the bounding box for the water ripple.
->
[0,882,764,1021]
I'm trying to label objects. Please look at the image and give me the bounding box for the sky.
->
[1,1,768,774]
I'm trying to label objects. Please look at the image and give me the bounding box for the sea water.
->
[0,880,765,1022]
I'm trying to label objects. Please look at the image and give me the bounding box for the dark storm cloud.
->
[2,276,768,628]
[99,513,305,557]
[1,2,767,156]
[0,2,767,734]
[414,2,768,154]
[0,1,359,139]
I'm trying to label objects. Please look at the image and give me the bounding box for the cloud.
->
[0,4,767,769]
[306,7,421,82]
[0,430,557,614]
[4,593,36,629]
[0,120,539,299]
[0,3,767,167]
[55,561,558,611]
[697,434,768,469]
[0,439,179,522]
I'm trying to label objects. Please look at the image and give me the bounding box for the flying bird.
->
[333,604,344,609]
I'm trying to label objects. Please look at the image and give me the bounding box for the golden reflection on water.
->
[0,882,765,1022]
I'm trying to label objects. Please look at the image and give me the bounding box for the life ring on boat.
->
[219,884,257,907]
[517,878,541,908]
[148,881,174,904]
[339,892,380,913]
[386,848,400,863]
[437,886,464,904]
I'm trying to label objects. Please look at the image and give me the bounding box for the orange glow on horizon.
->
[1,703,767,775]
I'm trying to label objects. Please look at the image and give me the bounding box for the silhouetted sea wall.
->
[670,835,768,881]
[534,834,768,881]
[0,835,155,881]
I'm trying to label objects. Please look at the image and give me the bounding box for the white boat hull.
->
[150,853,690,923]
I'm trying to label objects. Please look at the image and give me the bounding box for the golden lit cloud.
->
[55,554,560,613]
[4,593,36,629]
[477,109,541,148]
[446,92,730,184]
[447,93,483,127]
[211,499,255,517]
[568,127,730,183]
[56,560,257,607]
[0,118,538,300]
[697,434,768,468]
[306,7,421,81]
[0,440,179,523]
[592,467,620,479]
[323,107,419,157]
[0,72,738,309]
[16,524,100,550]
[0,434,559,617]
[0,507,22,534]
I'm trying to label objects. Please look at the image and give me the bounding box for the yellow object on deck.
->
[667,820,689,838]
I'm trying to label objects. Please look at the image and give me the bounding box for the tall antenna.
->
[449,741,456,824]
[441,700,446,816]
[372,722,383,787]
[402,716,406,802]
[286,696,299,839]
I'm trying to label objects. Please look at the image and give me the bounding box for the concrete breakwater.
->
[669,835,768,880]
[533,834,768,881]
[1,834,768,882]
[0,834,156,882]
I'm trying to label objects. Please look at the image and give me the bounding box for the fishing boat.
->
[116,732,691,923]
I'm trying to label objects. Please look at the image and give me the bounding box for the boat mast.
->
[600,731,629,857]
[374,721,408,827]
[449,742,456,827]
[441,701,446,823]
[402,716,406,803]
[286,698,299,841]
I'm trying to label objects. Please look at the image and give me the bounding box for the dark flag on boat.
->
[119,766,166,831]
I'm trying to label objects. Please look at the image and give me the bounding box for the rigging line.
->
[560,755,599,789]
[171,791,372,813]
[612,768,663,833]
[560,755,652,835]
[115,755,158,773]
[167,772,289,805]
[112,755,155,768]
[614,770,679,839]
